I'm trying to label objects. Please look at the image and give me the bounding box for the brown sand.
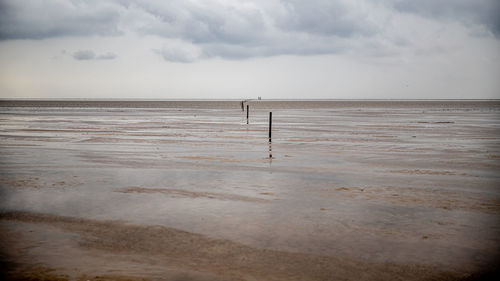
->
[0,211,476,281]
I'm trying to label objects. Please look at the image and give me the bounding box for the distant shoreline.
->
[1,98,499,101]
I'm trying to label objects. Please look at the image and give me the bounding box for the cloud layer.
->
[0,0,498,62]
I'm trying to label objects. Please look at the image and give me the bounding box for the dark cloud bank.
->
[0,0,498,62]
[394,0,500,37]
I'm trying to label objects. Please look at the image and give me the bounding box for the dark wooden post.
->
[246,105,249,124]
[269,112,272,158]
[269,112,272,142]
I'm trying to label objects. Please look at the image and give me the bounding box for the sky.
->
[0,0,499,99]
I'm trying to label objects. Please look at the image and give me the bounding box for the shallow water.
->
[1,100,500,272]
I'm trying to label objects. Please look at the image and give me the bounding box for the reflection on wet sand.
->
[114,186,270,203]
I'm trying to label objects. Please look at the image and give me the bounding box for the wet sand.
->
[0,211,471,281]
[1,100,500,280]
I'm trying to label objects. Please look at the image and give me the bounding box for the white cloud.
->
[153,40,204,63]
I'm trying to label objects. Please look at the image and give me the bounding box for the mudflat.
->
[1,100,499,280]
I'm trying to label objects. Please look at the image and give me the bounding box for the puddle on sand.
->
[1,101,500,278]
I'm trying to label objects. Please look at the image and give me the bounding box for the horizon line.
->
[1,98,500,101]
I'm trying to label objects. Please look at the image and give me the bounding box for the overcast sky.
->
[0,0,499,99]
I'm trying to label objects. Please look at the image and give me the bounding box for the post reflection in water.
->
[268,141,272,159]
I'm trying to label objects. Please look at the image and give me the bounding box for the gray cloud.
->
[0,0,122,40]
[276,0,375,37]
[73,50,95,60]
[392,0,500,37]
[136,0,376,62]
[73,50,117,61]
[130,0,269,45]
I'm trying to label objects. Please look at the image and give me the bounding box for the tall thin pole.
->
[269,112,272,158]
[269,112,272,142]
[246,105,249,124]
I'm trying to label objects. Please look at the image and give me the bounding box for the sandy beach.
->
[1,100,499,280]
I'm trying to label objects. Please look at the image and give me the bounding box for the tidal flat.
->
[0,100,499,280]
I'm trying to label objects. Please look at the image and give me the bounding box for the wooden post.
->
[246,105,249,124]
[269,112,272,142]
[269,112,272,158]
